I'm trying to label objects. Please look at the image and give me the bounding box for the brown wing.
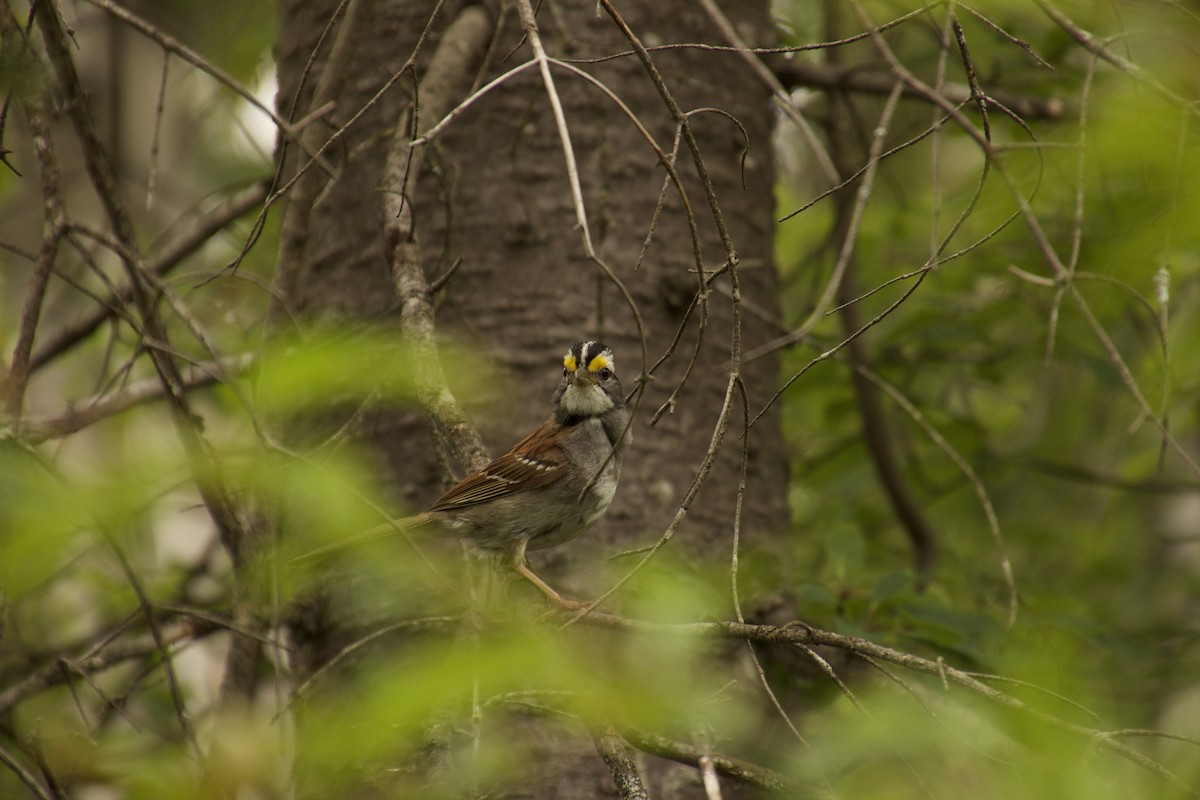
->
[427,420,566,511]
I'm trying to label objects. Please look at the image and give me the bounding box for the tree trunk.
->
[274,1,789,795]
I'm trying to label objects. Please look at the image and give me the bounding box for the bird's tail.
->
[290,512,433,565]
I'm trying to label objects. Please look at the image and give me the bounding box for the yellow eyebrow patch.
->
[563,354,578,372]
[587,353,610,372]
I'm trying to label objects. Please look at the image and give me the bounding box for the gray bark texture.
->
[274,0,790,796]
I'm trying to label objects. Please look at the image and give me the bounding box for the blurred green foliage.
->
[770,1,1200,794]
[142,0,276,84]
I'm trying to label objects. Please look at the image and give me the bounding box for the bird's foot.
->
[514,562,589,611]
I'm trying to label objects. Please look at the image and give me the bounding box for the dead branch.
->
[3,89,63,421]
[771,58,1064,121]
[30,180,268,372]
[591,723,650,800]
[22,354,252,442]
[563,610,1194,794]
[0,619,217,715]
[381,4,494,473]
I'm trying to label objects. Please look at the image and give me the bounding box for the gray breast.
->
[527,418,623,550]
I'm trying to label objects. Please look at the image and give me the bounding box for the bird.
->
[295,340,632,608]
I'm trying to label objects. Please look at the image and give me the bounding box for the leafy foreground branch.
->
[286,602,1197,795]
[562,609,1195,795]
[0,597,1193,797]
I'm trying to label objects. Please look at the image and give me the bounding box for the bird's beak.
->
[571,369,596,387]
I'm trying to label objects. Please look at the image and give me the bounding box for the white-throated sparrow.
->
[298,341,632,607]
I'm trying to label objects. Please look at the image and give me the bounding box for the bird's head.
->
[554,340,623,418]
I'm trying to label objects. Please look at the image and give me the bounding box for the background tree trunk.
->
[274,1,789,795]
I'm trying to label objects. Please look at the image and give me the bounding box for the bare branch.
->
[696,0,839,184]
[80,0,307,142]
[514,0,596,256]
[3,91,63,421]
[0,742,55,800]
[771,59,1064,121]
[22,354,252,442]
[855,365,1016,626]
[803,83,903,341]
[267,0,367,332]
[619,725,802,795]
[819,47,940,578]
[30,180,268,372]
[569,3,938,64]
[591,723,650,800]
[1035,0,1200,121]
[0,619,215,714]
[562,612,1195,794]
[381,4,494,473]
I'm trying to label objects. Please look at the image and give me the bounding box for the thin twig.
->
[266,0,366,330]
[0,742,54,800]
[145,51,169,210]
[22,354,253,442]
[514,0,595,255]
[1034,0,1200,121]
[799,83,903,342]
[4,90,64,421]
[696,0,839,184]
[103,540,202,758]
[570,3,938,64]
[284,616,459,711]
[750,269,928,429]
[30,180,269,371]
[855,365,1017,627]
[0,619,213,714]
[80,0,318,144]
[771,59,1063,120]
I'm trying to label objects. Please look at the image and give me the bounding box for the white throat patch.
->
[560,383,614,416]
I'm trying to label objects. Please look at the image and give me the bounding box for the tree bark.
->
[274,1,789,795]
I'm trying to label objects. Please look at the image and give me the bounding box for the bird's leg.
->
[503,538,587,610]
[514,562,588,610]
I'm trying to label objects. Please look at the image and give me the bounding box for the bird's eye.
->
[563,367,570,377]
[598,368,613,381]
